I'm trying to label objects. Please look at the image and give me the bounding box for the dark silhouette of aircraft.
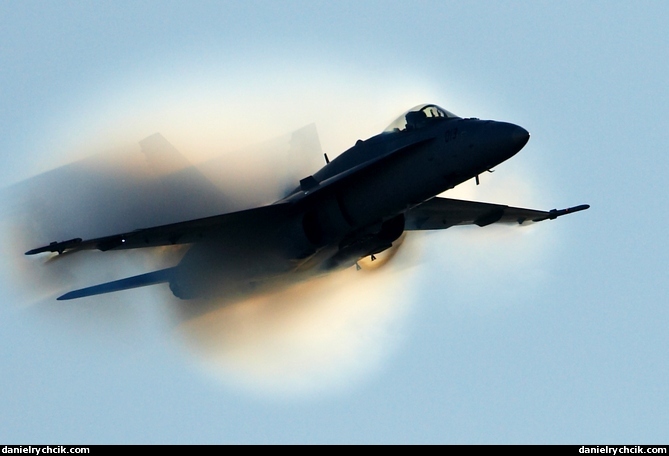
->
[26,104,589,300]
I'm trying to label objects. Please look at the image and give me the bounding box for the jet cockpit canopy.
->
[384,104,459,132]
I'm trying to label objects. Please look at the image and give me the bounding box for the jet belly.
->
[169,220,301,299]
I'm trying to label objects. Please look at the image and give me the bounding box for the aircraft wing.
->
[404,197,589,230]
[25,203,290,256]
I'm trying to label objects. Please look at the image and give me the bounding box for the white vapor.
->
[177,236,421,398]
[0,62,440,398]
[0,58,556,398]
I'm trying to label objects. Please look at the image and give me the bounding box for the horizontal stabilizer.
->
[57,267,175,301]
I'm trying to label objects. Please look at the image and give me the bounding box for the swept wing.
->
[405,197,589,230]
[25,203,290,256]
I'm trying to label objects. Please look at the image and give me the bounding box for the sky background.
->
[1,0,668,444]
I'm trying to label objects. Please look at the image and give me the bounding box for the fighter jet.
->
[26,104,589,300]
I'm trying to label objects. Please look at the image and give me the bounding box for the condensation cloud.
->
[177,237,421,397]
[0,60,555,398]
[0,63,440,397]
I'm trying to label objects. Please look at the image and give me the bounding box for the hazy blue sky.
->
[1,0,668,444]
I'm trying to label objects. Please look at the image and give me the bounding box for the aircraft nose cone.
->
[484,121,531,164]
[511,125,530,151]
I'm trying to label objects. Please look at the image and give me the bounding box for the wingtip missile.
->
[25,238,83,256]
[527,204,589,222]
[547,204,590,220]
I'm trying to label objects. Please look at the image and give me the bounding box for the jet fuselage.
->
[170,112,530,299]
